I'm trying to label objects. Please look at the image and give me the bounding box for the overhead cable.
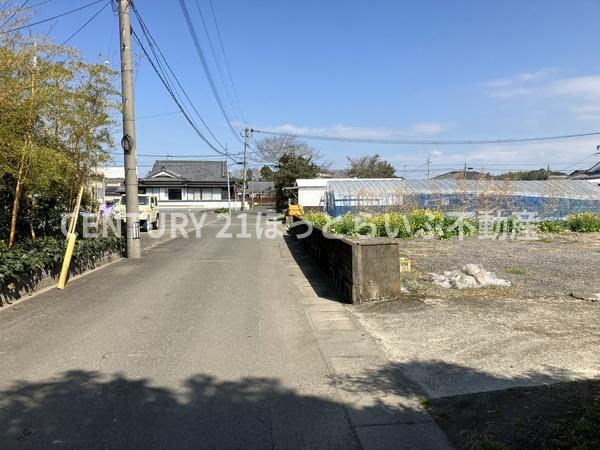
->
[252,129,600,145]
[0,0,104,34]
[178,0,243,144]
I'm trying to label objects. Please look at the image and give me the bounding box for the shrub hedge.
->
[302,210,600,238]
[303,210,477,240]
[0,235,123,289]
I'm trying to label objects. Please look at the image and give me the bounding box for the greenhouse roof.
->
[326,179,600,200]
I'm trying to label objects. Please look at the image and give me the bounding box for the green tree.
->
[273,154,319,211]
[0,30,116,245]
[346,154,396,178]
[259,165,274,181]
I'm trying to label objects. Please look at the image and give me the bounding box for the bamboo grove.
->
[0,13,117,247]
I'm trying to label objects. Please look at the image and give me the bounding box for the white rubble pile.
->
[430,264,511,289]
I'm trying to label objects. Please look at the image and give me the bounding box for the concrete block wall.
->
[291,219,402,304]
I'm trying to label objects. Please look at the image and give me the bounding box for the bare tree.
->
[252,134,323,165]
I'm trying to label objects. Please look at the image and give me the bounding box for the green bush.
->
[565,212,600,232]
[537,219,565,233]
[300,209,600,239]
[327,213,357,236]
[213,208,229,214]
[302,211,329,229]
[302,209,476,239]
[0,235,123,289]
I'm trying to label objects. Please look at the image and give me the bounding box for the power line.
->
[559,151,600,171]
[252,129,600,145]
[61,0,110,45]
[208,0,245,124]
[137,111,182,120]
[194,0,240,126]
[178,0,243,144]
[0,0,104,34]
[0,0,30,30]
[130,2,226,151]
[111,152,241,158]
[131,28,230,159]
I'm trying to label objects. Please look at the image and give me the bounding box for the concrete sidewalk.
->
[280,235,452,449]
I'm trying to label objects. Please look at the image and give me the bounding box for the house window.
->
[210,187,222,200]
[201,188,212,201]
[168,188,182,200]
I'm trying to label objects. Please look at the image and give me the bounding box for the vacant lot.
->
[348,233,600,395]
[348,232,600,448]
[398,232,600,300]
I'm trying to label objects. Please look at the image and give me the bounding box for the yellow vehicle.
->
[112,194,160,231]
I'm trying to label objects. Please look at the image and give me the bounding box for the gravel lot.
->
[347,232,600,399]
[398,232,600,300]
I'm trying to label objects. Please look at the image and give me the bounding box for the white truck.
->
[112,194,160,231]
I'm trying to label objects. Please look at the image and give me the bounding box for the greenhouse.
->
[324,179,600,218]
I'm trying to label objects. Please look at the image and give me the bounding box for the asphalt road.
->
[0,214,359,448]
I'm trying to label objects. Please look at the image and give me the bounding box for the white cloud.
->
[486,71,600,99]
[484,68,556,98]
[436,137,599,170]
[259,122,447,139]
[570,105,600,121]
[380,136,599,176]
[484,70,600,122]
[548,76,600,97]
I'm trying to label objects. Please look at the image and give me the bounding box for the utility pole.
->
[464,162,467,181]
[118,0,140,258]
[226,145,232,214]
[241,127,251,211]
[426,156,431,180]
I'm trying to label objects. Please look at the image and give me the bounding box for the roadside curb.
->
[279,235,454,450]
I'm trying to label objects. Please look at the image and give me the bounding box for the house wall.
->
[142,186,245,209]
[298,186,326,207]
[153,200,245,210]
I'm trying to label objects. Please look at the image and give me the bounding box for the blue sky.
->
[12,0,600,177]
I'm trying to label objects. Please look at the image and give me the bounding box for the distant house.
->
[569,161,600,185]
[246,181,275,206]
[295,178,403,209]
[102,167,125,202]
[93,167,125,204]
[139,160,240,209]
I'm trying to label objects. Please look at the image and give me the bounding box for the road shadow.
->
[282,233,342,302]
[332,359,589,399]
[0,370,359,449]
[329,359,600,449]
[2,361,596,448]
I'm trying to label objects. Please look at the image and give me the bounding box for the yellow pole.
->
[57,186,84,290]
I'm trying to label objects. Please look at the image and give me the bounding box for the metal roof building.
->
[324,179,600,218]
